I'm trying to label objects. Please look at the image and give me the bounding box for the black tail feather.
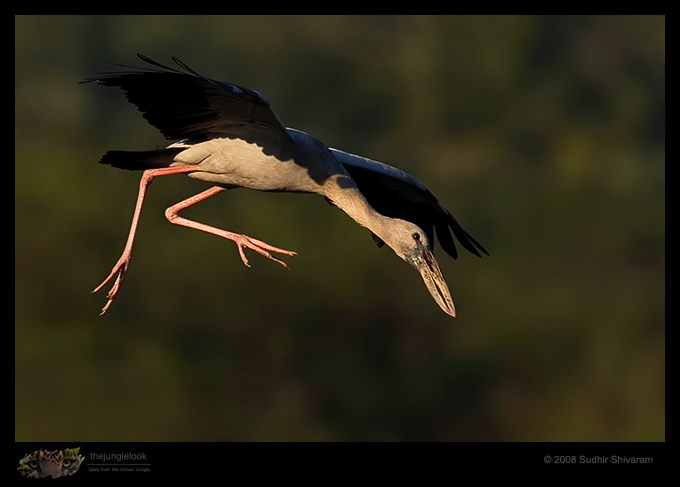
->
[99,148,185,171]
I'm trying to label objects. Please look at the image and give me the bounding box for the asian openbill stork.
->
[83,55,487,316]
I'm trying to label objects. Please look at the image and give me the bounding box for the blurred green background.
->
[15,15,664,441]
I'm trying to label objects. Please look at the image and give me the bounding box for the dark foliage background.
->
[16,15,664,441]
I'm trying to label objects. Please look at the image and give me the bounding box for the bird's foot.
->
[232,234,297,268]
[92,256,129,315]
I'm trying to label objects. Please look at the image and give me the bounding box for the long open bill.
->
[416,248,456,317]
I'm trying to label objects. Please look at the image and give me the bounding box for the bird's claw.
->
[234,235,296,269]
[93,258,129,315]
[92,236,294,315]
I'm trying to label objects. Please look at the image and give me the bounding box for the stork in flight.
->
[83,55,487,316]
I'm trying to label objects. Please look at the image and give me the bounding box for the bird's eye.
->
[412,233,420,241]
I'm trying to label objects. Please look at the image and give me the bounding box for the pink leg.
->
[164,186,297,268]
[93,165,197,315]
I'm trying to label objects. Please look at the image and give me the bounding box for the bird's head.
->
[379,220,456,317]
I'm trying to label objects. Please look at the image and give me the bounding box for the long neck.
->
[288,129,395,240]
[322,175,391,240]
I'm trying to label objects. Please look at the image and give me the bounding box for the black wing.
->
[330,148,488,260]
[81,54,292,148]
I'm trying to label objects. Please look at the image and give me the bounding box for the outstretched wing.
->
[81,54,292,148]
[330,148,488,260]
